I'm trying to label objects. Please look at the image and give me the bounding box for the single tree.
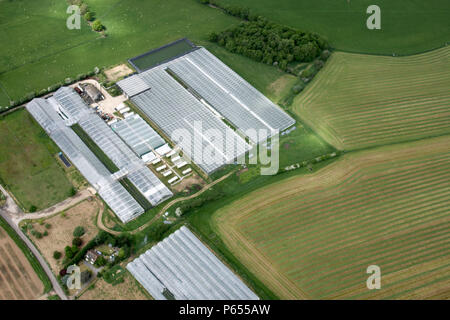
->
[73,226,85,237]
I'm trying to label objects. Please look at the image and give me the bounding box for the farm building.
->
[85,250,100,264]
[110,114,166,158]
[127,226,259,300]
[84,84,103,102]
[118,45,295,174]
[27,97,144,222]
[26,87,173,223]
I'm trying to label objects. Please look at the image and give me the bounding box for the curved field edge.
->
[185,159,337,300]
[293,47,450,151]
[0,109,75,211]
[217,0,450,56]
[211,135,450,299]
[0,216,52,294]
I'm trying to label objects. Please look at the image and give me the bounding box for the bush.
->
[43,230,48,237]
[107,86,122,97]
[38,88,48,97]
[80,3,89,15]
[314,59,325,70]
[53,251,62,260]
[64,246,75,259]
[321,49,331,61]
[92,20,104,32]
[31,230,43,239]
[72,237,82,247]
[69,187,77,197]
[73,226,85,237]
[291,83,305,94]
[208,32,218,42]
[47,83,62,92]
[94,256,107,267]
[45,223,51,229]
[300,68,313,78]
[29,205,37,213]
[84,11,95,21]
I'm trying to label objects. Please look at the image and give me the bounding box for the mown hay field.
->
[0,226,44,300]
[213,136,450,299]
[294,47,450,151]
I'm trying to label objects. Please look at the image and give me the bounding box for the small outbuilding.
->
[84,84,104,102]
[85,250,100,264]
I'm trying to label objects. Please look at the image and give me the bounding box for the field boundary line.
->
[331,43,450,58]
[96,171,235,236]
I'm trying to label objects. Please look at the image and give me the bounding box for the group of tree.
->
[209,17,328,71]
[30,229,48,239]
[25,221,49,239]
[67,0,104,32]
[64,244,79,259]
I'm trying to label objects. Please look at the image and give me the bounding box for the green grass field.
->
[212,136,450,299]
[0,109,74,211]
[0,0,95,73]
[0,0,97,106]
[0,0,241,104]
[219,0,450,55]
[294,46,450,151]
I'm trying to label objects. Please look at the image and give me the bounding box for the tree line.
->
[209,17,328,71]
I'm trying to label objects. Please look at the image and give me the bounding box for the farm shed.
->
[27,87,174,223]
[127,226,259,300]
[118,46,295,174]
[111,114,166,158]
[84,84,103,102]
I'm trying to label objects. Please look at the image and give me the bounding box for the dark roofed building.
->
[84,84,103,102]
[85,250,100,264]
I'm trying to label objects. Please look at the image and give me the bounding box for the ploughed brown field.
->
[0,226,43,299]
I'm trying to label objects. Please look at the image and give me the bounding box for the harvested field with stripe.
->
[213,136,450,299]
[294,47,450,150]
[0,226,43,300]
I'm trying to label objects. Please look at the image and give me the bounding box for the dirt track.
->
[97,171,234,235]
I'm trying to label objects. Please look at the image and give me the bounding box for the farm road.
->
[0,184,92,300]
[5,188,92,225]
